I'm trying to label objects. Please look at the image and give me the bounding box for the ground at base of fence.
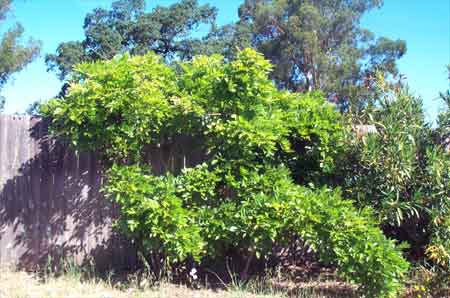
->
[0,267,362,298]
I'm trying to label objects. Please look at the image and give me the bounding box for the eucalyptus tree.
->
[205,0,407,111]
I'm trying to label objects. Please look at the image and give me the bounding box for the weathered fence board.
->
[0,115,137,271]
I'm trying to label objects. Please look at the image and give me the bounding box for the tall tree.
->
[0,0,41,111]
[46,0,217,81]
[208,0,406,111]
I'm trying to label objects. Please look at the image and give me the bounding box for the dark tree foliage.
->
[205,0,406,111]
[45,0,217,81]
[191,23,253,60]
[0,0,41,110]
[45,0,407,112]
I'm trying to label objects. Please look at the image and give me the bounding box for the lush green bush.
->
[40,53,178,162]
[104,164,205,263]
[104,164,408,298]
[41,49,408,297]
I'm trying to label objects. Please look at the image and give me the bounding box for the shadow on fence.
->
[0,116,137,271]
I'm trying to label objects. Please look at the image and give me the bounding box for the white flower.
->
[189,268,198,280]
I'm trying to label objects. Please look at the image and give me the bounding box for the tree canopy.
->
[45,0,406,112]
[204,0,406,111]
[0,0,41,111]
[45,0,217,81]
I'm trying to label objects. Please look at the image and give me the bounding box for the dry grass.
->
[0,267,286,298]
[0,266,362,298]
[4,264,450,298]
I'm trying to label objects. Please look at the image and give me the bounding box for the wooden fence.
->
[0,115,137,271]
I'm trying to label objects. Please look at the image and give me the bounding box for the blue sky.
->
[2,0,449,122]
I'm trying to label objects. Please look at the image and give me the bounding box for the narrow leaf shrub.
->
[336,83,450,266]
[333,76,450,290]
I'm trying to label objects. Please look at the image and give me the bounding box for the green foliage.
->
[237,169,408,298]
[336,79,450,268]
[42,49,408,298]
[178,49,343,183]
[104,164,205,263]
[280,185,408,298]
[104,164,409,298]
[0,0,41,111]
[42,49,341,173]
[41,53,178,162]
[422,66,450,284]
[345,88,429,226]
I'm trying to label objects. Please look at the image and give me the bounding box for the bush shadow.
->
[0,116,137,272]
